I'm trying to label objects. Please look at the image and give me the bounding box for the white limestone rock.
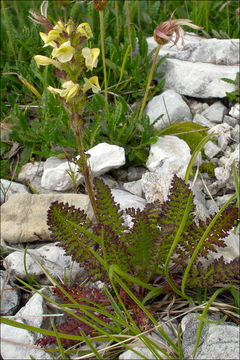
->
[231,124,240,143]
[147,33,239,98]
[146,89,192,130]
[203,141,221,159]
[111,188,146,228]
[1,292,51,360]
[3,243,86,284]
[146,135,191,178]
[18,161,57,194]
[229,103,240,119]
[0,179,30,204]
[0,193,94,243]
[181,313,239,360]
[223,115,238,127]
[0,270,20,315]
[148,32,239,65]
[122,179,143,198]
[193,113,214,128]
[213,144,239,189]
[208,123,232,150]
[41,143,125,191]
[201,101,228,123]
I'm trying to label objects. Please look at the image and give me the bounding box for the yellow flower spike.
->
[82,47,100,71]
[76,22,93,39]
[83,76,101,94]
[51,40,75,63]
[34,55,62,69]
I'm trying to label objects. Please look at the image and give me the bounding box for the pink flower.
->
[154,17,203,46]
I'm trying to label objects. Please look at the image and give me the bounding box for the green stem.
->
[99,9,108,111]
[73,114,99,221]
[1,0,17,61]
[114,0,120,43]
[125,0,133,63]
[138,44,161,121]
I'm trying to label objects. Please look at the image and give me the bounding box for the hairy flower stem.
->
[125,0,133,63]
[99,9,108,111]
[137,44,161,121]
[73,114,99,221]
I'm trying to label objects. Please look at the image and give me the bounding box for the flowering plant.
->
[30,2,101,218]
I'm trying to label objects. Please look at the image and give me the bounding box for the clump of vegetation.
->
[199,161,216,178]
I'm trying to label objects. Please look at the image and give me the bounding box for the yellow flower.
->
[39,32,57,48]
[82,47,100,71]
[76,23,93,39]
[40,29,61,45]
[48,81,79,102]
[61,81,80,101]
[34,55,62,69]
[51,40,75,63]
[82,76,101,94]
[53,20,65,33]
[154,17,203,46]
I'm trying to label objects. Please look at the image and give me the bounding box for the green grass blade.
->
[184,134,212,184]
[51,320,66,360]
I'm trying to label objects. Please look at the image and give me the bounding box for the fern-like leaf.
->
[187,257,240,288]
[47,201,95,264]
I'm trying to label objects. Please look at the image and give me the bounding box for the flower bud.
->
[93,0,107,11]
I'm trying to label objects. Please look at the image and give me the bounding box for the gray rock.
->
[181,313,239,360]
[193,113,214,128]
[127,166,147,182]
[1,193,94,243]
[188,99,209,115]
[158,59,238,98]
[203,141,221,159]
[0,179,30,204]
[18,161,58,194]
[141,171,173,203]
[147,33,239,98]
[0,270,20,315]
[111,189,146,211]
[208,123,232,150]
[146,135,191,178]
[146,89,192,130]
[223,115,238,127]
[41,143,126,191]
[213,144,239,189]
[111,188,146,228]
[3,243,87,283]
[122,179,143,198]
[148,32,239,65]
[1,292,51,360]
[229,103,240,119]
[231,124,240,143]
[201,101,228,123]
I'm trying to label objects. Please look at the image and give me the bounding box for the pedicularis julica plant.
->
[30,1,101,219]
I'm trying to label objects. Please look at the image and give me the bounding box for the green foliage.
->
[47,175,239,295]
[157,121,208,153]
[1,91,77,176]
[221,72,240,102]
[199,161,216,178]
